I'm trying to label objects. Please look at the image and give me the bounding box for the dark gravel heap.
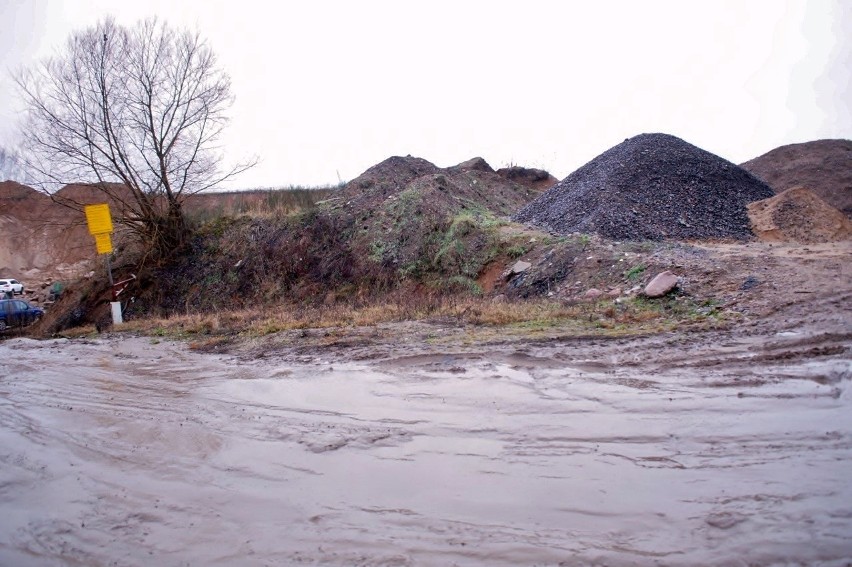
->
[513,133,775,240]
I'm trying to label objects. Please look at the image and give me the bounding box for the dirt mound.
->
[451,157,495,173]
[496,166,558,192]
[747,186,852,243]
[513,133,775,241]
[444,159,556,191]
[335,155,543,287]
[340,156,441,203]
[337,155,540,220]
[146,155,547,312]
[740,139,852,218]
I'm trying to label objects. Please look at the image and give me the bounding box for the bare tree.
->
[15,17,254,256]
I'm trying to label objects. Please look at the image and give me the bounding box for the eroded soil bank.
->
[1,309,851,565]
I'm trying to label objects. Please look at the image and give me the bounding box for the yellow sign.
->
[94,232,113,254]
[85,203,113,235]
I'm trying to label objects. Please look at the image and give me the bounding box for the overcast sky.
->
[1,0,850,189]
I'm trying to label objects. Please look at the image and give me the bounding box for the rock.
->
[606,288,622,298]
[504,260,531,280]
[491,294,507,304]
[644,271,679,297]
[705,512,747,530]
[584,288,604,300]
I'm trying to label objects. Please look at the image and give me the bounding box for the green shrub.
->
[624,263,646,281]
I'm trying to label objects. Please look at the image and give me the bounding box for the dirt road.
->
[1,312,851,566]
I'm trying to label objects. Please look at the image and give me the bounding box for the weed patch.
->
[624,263,647,281]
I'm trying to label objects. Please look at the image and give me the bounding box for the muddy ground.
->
[1,241,851,566]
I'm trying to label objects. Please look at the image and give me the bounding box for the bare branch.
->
[14,17,253,255]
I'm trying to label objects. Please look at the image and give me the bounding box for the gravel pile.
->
[513,133,775,241]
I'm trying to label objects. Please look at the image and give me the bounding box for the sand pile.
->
[747,186,852,243]
[513,133,775,241]
[741,139,851,218]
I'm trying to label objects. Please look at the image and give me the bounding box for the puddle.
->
[0,334,850,565]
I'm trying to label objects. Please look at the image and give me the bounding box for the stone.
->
[584,288,604,300]
[504,260,531,280]
[705,512,747,530]
[644,271,679,297]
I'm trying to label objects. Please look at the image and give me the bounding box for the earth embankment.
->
[741,139,852,218]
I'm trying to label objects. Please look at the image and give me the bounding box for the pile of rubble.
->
[513,133,775,241]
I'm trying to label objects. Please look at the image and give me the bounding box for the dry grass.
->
[184,186,338,224]
[115,293,721,343]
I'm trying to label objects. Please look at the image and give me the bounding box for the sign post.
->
[84,204,122,325]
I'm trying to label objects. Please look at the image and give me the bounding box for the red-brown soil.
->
[748,186,852,244]
[740,139,852,217]
[495,166,558,191]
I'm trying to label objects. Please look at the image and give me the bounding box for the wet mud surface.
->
[1,321,851,565]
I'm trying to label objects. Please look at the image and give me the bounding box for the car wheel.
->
[0,320,6,332]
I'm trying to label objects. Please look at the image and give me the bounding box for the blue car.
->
[0,299,44,332]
